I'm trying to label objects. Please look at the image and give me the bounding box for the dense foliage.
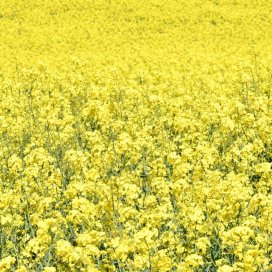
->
[0,0,271,271]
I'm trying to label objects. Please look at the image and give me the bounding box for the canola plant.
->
[0,0,271,271]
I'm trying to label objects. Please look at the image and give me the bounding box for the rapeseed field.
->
[0,0,271,271]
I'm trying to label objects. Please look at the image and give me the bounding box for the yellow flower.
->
[15,266,28,272]
[196,237,210,253]
[0,256,16,271]
[184,254,203,268]
[43,267,56,272]
[218,265,234,272]
[0,0,272,270]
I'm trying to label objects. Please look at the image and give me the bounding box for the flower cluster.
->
[0,0,271,271]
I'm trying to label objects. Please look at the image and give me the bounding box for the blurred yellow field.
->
[0,0,271,271]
